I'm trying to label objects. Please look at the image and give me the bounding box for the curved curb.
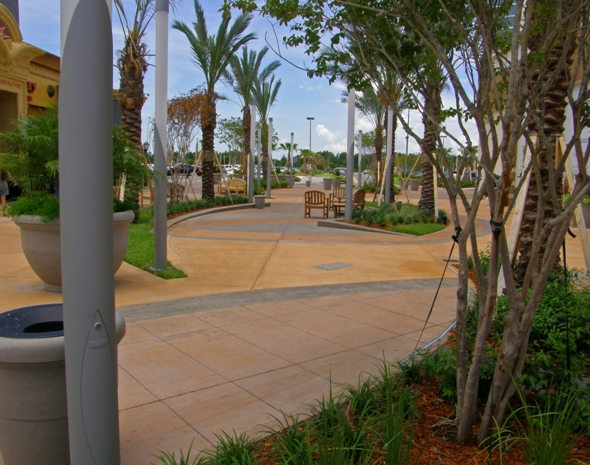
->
[318,215,491,238]
[165,201,271,230]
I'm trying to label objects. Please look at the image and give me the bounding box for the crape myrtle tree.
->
[166,87,209,203]
[224,0,590,445]
[225,46,281,181]
[173,0,256,200]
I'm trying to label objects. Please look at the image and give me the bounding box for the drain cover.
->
[315,262,352,271]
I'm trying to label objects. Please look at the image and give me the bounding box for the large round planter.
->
[13,211,134,293]
[333,179,342,188]
[0,303,125,465]
[323,178,333,190]
[409,179,421,191]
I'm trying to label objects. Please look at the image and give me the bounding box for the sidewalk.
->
[0,184,586,463]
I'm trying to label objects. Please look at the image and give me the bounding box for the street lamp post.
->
[307,117,314,153]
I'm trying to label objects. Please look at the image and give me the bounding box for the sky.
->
[16,0,429,159]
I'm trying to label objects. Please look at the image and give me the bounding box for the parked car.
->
[167,164,194,176]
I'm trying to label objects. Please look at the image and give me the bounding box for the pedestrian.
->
[0,169,8,215]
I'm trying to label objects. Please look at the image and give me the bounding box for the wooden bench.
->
[332,189,366,218]
[218,178,247,196]
[304,190,329,218]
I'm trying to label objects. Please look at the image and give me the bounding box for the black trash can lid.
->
[0,304,64,339]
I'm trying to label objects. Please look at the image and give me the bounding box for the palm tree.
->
[114,0,153,148]
[251,75,282,179]
[173,0,255,199]
[114,0,155,211]
[225,46,280,180]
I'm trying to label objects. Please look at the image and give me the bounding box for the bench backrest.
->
[228,178,246,188]
[305,190,326,206]
[353,189,366,207]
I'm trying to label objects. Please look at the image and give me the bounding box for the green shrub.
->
[6,192,60,222]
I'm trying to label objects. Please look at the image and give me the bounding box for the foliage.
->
[126,209,186,279]
[6,191,60,222]
[510,385,588,465]
[352,203,447,231]
[491,271,590,397]
[112,124,156,190]
[0,107,59,193]
[389,223,446,236]
[153,440,200,465]
[6,193,136,223]
[198,430,259,465]
[217,117,244,154]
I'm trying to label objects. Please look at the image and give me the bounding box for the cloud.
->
[316,124,347,152]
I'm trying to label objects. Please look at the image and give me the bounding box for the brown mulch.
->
[254,375,590,465]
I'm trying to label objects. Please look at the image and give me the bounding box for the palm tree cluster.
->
[172,0,281,199]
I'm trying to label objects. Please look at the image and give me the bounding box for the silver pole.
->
[266,117,273,198]
[345,89,355,221]
[60,0,120,462]
[257,126,262,189]
[357,130,362,187]
[384,106,394,203]
[289,132,294,187]
[248,103,256,201]
[154,0,169,270]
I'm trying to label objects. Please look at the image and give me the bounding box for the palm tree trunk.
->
[201,97,217,200]
[418,77,442,212]
[261,122,269,180]
[513,1,576,287]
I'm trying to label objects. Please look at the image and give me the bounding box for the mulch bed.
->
[254,375,590,464]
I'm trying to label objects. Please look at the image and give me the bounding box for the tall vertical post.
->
[357,130,362,187]
[257,126,262,189]
[248,103,256,201]
[345,89,355,221]
[266,117,273,198]
[154,0,169,270]
[60,0,120,463]
[384,106,394,203]
[307,117,314,152]
[289,132,294,187]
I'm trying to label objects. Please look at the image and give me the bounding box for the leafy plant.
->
[153,440,201,465]
[198,430,259,465]
[6,191,60,222]
[512,386,587,465]
[265,413,314,465]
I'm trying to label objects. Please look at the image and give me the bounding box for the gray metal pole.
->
[289,132,294,187]
[60,0,120,463]
[345,89,355,221]
[248,103,256,201]
[384,106,393,203]
[357,130,362,187]
[257,126,262,189]
[154,0,169,270]
[266,117,273,198]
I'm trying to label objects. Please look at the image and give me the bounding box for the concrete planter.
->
[254,195,266,209]
[0,304,125,465]
[213,173,222,184]
[333,179,342,188]
[323,178,333,190]
[13,211,134,293]
[409,179,421,191]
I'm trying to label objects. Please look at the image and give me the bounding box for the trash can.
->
[0,304,125,465]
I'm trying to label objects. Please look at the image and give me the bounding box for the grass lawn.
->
[389,223,446,236]
[125,209,186,279]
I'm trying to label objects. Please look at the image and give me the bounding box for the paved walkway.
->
[0,183,587,463]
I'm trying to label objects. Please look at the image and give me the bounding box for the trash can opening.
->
[24,321,64,334]
[0,304,64,339]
